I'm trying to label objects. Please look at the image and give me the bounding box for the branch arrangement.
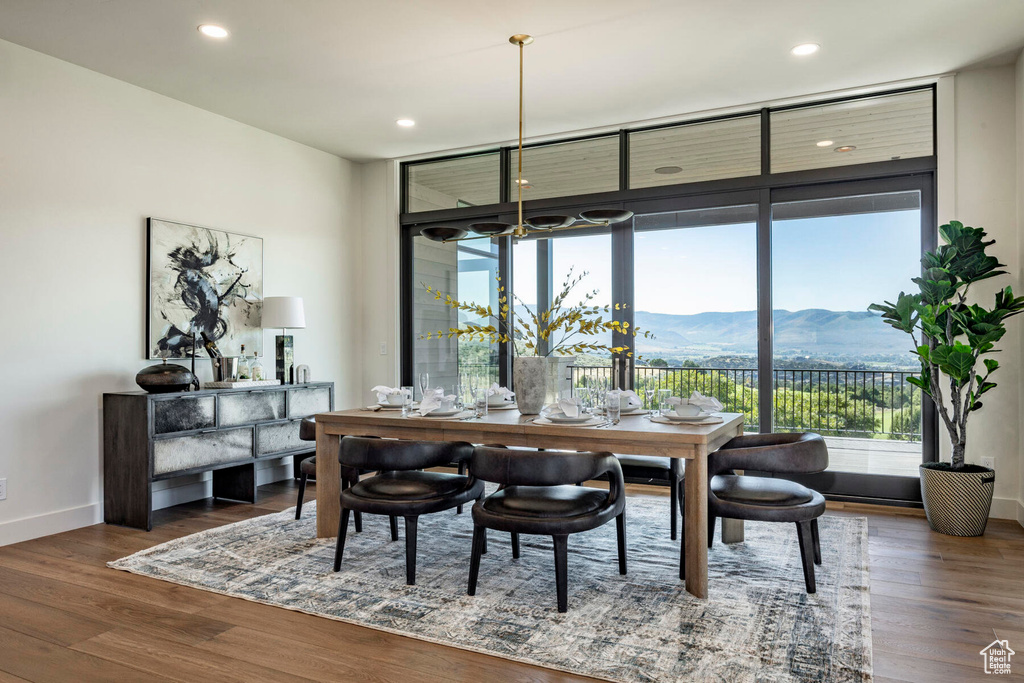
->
[421,267,651,358]
[870,221,1024,468]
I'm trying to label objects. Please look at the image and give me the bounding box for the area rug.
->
[110,494,872,682]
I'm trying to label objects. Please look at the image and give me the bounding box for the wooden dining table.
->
[313,408,745,599]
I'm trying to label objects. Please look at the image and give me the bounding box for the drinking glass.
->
[418,372,429,400]
[605,391,621,423]
[658,389,671,417]
[451,384,464,411]
[645,386,656,412]
[400,386,414,417]
[473,388,489,418]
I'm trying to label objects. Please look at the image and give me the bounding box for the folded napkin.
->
[688,390,724,413]
[621,390,643,409]
[541,396,581,419]
[666,391,723,413]
[371,385,402,402]
[486,383,515,401]
[419,388,456,416]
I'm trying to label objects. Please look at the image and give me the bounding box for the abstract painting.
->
[147,218,262,360]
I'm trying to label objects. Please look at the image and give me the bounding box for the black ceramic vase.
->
[136,359,196,393]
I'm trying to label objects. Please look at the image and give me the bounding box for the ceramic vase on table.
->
[513,356,574,414]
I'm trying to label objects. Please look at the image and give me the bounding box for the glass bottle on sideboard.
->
[238,344,251,380]
[250,352,264,381]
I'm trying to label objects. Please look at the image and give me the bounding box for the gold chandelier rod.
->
[510,34,533,239]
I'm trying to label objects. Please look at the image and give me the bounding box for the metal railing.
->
[457,362,922,441]
[574,365,923,441]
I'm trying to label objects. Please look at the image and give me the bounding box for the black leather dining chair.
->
[614,455,682,539]
[333,437,484,585]
[294,420,394,537]
[679,432,828,592]
[467,446,627,612]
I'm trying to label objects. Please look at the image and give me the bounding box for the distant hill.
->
[634,309,914,359]
[462,306,916,362]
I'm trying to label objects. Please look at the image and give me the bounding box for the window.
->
[770,90,933,174]
[406,153,500,212]
[509,137,619,201]
[630,116,761,188]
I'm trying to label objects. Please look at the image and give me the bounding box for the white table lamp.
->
[262,296,306,383]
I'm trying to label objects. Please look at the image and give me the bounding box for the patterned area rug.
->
[110,494,872,682]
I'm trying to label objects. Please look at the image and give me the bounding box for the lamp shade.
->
[262,296,306,329]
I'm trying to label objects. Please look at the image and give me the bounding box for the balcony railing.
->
[458,362,922,441]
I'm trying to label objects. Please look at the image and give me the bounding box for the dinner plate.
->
[408,409,472,419]
[418,408,461,418]
[543,413,594,424]
[488,402,519,411]
[650,414,723,425]
[531,416,605,427]
[662,412,714,422]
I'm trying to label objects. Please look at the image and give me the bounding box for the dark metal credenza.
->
[103,382,334,530]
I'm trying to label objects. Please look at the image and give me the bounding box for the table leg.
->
[683,448,708,599]
[315,425,340,539]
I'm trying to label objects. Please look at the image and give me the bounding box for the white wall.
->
[951,64,1022,519]
[357,160,401,394]
[0,39,363,545]
[1017,50,1024,526]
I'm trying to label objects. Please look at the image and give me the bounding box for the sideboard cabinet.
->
[103,382,333,530]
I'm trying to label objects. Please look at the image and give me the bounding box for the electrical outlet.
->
[0,478,6,501]
[980,457,995,470]
[379,342,387,355]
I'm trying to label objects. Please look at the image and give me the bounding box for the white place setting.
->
[531,395,609,427]
[648,391,725,425]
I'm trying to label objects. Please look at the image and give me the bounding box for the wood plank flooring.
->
[0,480,1021,682]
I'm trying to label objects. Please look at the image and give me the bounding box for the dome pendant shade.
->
[420,226,468,242]
[468,222,515,236]
[579,209,634,224]
[524,215,576,230]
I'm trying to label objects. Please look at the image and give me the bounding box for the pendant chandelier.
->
[420,34,633,243]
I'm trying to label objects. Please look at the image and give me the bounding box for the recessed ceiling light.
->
[654,166,683,175]
[396,119,416,127]
[198,24,229,39]
[791,43,820,56]
[816,140,834,147]
[835,145,856,153]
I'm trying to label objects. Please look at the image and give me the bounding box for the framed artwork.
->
[147,217,263,360]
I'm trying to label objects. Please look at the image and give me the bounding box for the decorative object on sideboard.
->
[262,296,305,384]
[135,358,196,393]
[295,364,311,383]
[204,378,282,389]
[210,356,239,383]
[147,217,263,360]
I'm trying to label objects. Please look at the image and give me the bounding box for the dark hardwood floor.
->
[0,479,1021,682]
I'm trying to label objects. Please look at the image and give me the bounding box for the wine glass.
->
[418,371,429,400]
[645,386,657,413]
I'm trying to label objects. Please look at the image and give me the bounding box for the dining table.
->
[313,407,745,599]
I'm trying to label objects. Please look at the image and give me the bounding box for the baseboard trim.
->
[990,496,1019,521]
[1016,500,1024,528]
[0,503,102,547]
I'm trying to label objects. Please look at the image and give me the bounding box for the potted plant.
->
[422,268,649,414]
[870,221,1024,536]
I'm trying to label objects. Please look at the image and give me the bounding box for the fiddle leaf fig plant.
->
[869,221,1024,468]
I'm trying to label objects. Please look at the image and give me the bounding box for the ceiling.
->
[2,1,1023,162]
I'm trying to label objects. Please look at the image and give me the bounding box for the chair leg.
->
[511,532,520,559]
[354,512,363,533]
[708,513,716,549]
[616,511,627,575]
[457,462,465,514]
[404,516,419,585]
[468,525,486,596]
[796,521,817,593]
[553,534,569,613]
[332,508,350,572]
[295,473,308,520]
[678,510,686,581]
[347,474,363,533]
[669,476,678,541]
[389,515,399,542]
[811,518,821,565]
